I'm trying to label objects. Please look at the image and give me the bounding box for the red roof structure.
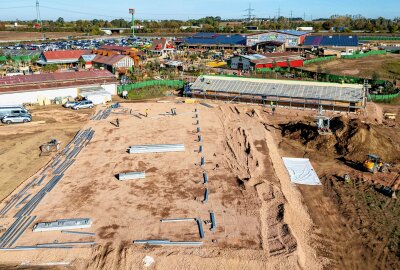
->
[43,50,91,61]
[0,70,116,94]
[93,54,127,66]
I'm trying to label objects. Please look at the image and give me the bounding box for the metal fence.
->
[117,80,185,94]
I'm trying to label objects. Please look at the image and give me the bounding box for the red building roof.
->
[43,50,91,61]
[93,54,128,66]
[0,70,116,93]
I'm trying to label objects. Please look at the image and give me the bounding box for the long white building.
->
[0,70,117,105]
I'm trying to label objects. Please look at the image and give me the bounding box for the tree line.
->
[0,15,399,34]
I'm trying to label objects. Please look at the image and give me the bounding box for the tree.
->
[322,21,333,30]
[56,17,65,26]
[42,64,58,73]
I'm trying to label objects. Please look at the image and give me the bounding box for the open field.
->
[0,31,84,42]
[0,105,92,202]
[301,54,400,81]
[0,100,399,269]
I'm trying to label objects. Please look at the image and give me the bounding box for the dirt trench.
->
[280,116,400,164]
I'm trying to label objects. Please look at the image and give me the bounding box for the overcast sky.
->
[0,0,398,21]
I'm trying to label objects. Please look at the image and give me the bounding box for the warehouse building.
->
[92,54,135,73]
[246,30,309,49]
[189,75,366,112]
[228,53,304,71]
[303,35,359,54]
[177,33,247,50]
[0,70,117,105]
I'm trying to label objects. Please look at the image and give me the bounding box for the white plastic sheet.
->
[282,157,321,185]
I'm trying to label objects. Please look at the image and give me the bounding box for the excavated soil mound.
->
[280,116,400,163]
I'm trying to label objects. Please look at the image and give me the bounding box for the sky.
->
[0,0,398,21]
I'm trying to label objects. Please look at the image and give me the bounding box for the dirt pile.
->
[280,116,400,163]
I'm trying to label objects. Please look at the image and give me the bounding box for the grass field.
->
[127,86,177,100]
[302,54,400,81]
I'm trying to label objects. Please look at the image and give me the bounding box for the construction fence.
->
[342,50,387,59]
[368,93,399,102]
[117,80,185,94]
[303,56,336,65]
[359,36,400,41]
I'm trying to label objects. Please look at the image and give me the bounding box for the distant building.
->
[228,53,304,71]
[177,33,247,50]
[180,25,202,31]
[246,30,309,48]
[0,70,117,105]
[303,35,359,54]
[148,38,176,57]
[37,50,91,66]
[92,55,135,73]
[296,27,313,32]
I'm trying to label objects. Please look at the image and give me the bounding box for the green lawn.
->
[127,86,177,100]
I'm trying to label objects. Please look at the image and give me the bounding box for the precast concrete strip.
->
[36,241,96,247]
[196,218,205,239]
[133,240,203,246]
[202,188,209,203]
[61,230,96,236]
[203,172,208,184]
[160,218,196,223]
[15,194,31,208]
[6,216,36,248]
[1,216,31,248]
[0,217,24,246]
[210,211,216,231]
[118,172,146,181]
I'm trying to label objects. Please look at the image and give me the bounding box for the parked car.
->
[63,101,78,108]
[71,100,94,110]
[0,105,30,119]
[2,115,32,124]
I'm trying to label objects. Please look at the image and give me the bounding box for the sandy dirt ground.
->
[0,105,92,202]
[0,31,85,42]
[0,101,323,269]
[302,54,400,81]
[264,102,400,270]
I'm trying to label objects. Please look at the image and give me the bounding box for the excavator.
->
[363,154,390,173]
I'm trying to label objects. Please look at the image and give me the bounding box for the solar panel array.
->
[191,77,364,103]
[303,35,359,47]
[184,34,246,45]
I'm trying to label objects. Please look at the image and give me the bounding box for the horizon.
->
[0,0,398,21]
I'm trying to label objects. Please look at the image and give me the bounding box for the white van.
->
[0,105,31,119]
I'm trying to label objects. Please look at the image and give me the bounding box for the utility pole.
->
[244,3,255,23]
[129,8,135,38]
[278,6,280,19]
[303,12,306,22]
[290,10,293,21]
[36,0,44,39]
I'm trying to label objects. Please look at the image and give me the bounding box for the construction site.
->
[0,93,398,269]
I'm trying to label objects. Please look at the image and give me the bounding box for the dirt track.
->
[0,101,322,269]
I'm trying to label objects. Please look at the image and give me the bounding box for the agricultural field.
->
[302,54,400,81]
